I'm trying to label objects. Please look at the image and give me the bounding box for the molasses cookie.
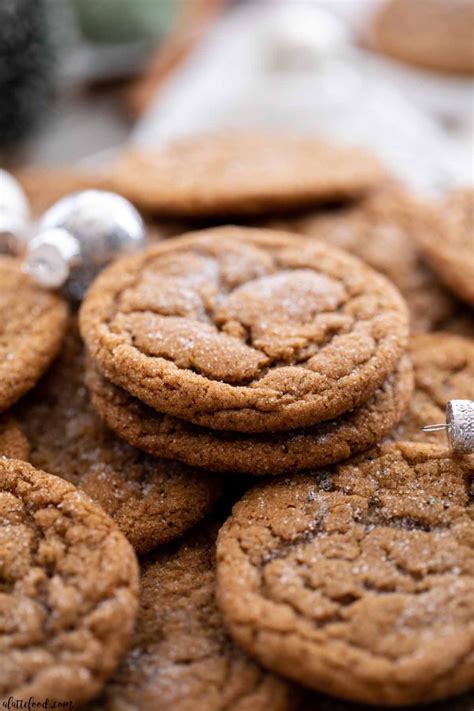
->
[216,442,474,706]
[0,415,29,459]
[392,332,474,443]
[416,189,474,307]
[86,356,413,475]
[292,188,458,332]
[0,256,68,412]
[16,325,223,554]
[0,457,139,707]
[111,133,385,217]
[80,227,409,432]
[372,0,474,75]
[88,520,295,711]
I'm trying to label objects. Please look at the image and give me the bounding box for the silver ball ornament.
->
[23,190,146,299]
[422,399,474,454]
[0,168,30,255]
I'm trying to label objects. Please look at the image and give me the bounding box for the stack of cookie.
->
[79,226,413,476]
[3,131,473,710]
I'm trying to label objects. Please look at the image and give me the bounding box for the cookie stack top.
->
[80,226,411,474]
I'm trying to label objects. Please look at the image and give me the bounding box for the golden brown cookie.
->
[0,415,29,459]
[111,133,385,217]
[289,188,459,332]
[392,332,474,444]
[216,442,474,706]
[0,256,68,412]
[372,0,474,75]
[416,189,474,307]
[88,519,296,711]
[0,457,139,707]
[86,356,413,475]
[80,227,409,432]
[16,324,223,554]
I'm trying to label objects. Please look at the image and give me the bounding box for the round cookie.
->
[289,188,459,332]
[216,442,474,706]
[0,415,29,459]
[416,189,474,307]
[88,520,295,711]
[392,332,474,444]
[80,227,409,432]
[86,356,413,475]
[0,457,139,706]
[111,133,385,217]
[371,0,474,75]
[0,256,68,412]
[16,325,223,554]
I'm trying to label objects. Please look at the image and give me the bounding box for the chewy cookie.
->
[16,325,223,554]
[0,415,29,459]
[0,256,68,412]
[289,188,459,332]
[86,356,413,475]
[88,520,295,711]
[0,458,139,706]
[216,443,474,706]
[80,227,409,432]
[111,133,385,217]
[393,332,474,443]
[416,189,474,308]
[371,0,474,75]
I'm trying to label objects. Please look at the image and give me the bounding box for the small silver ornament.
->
[23,190,146,300]
[0,168,30,255]
[422,399,474,454]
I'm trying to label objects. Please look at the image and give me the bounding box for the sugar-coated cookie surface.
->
[0,458,139,706]
[16,324,223,554]
[86,356,413,475]
[112,133,385,217]
[0,415,29,459]
[88,520,296,711]
[216,443,474,706]
[0,257,68,412]
[80,227,409,432]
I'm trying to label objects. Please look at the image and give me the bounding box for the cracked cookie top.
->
[89,521,295,711]
[0,458,139,706]
[80,227,409,432]
[0,257,68,412]
[216,442,474,706]
[111,133,385,217]
[393,332,474,444]
[416,189,474,307]
[16,323,223,554]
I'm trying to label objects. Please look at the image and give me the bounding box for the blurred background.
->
[0,0,472,192]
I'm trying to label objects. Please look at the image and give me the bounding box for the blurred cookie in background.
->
[416,188,474,308]
[371,0,474,75]
[111,133,386,218]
